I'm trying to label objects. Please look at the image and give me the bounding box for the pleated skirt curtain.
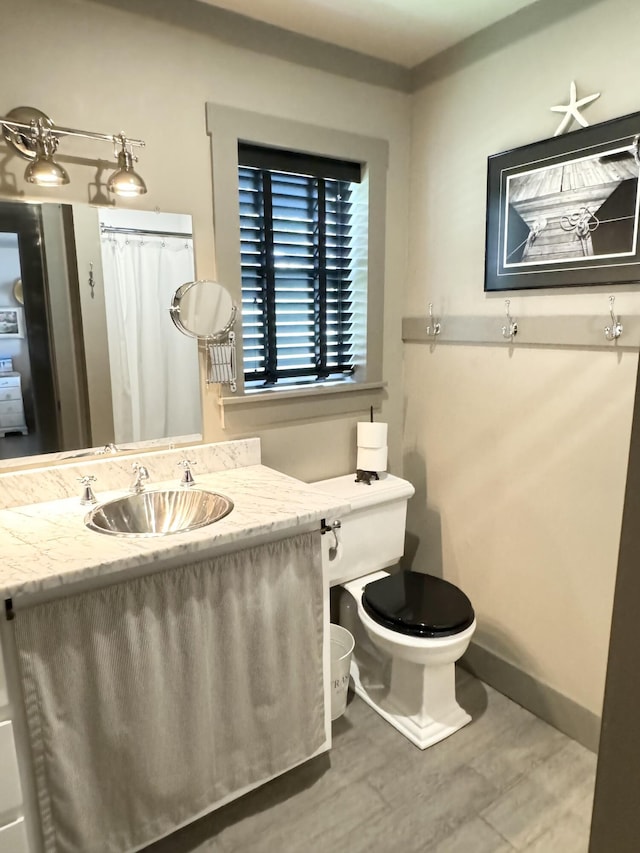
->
[14,532,325,853]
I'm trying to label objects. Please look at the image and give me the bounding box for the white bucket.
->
[330,623,355,720]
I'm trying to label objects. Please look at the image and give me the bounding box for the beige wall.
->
[0,0,410,482]
[406,0,639,716]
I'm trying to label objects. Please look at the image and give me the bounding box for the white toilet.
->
[313,473,476,750]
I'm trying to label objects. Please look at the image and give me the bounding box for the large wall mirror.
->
[0,200,202,467]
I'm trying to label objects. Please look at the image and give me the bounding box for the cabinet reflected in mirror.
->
[0,201,201,465]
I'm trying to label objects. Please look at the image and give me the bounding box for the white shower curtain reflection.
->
[100,235,200,444]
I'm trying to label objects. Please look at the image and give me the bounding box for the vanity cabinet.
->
[0,374,27,438]
[0,640,29,852]
[0,440,348,853]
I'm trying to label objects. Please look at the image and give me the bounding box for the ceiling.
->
[195,0,542,68]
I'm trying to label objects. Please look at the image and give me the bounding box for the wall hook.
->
[426,302,441,337]
[501,298,518,341]
[604,295,623,341]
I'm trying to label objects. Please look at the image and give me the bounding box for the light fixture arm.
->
[0,109,144,159]
[31,120,57,155]
[41,123,144,150]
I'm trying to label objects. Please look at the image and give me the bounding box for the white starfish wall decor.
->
[550,81,600,136]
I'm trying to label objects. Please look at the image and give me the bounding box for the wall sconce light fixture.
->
[107,134,147,198]
[0,106,147,197]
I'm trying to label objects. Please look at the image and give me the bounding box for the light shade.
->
[24,153,69,187]
[107,149,147,198]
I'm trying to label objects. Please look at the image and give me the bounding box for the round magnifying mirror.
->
[170,279,236,340]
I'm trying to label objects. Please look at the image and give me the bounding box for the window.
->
[238,144,361,388]
[206,104,388,423]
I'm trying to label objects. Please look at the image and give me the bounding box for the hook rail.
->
[402,305,640,349]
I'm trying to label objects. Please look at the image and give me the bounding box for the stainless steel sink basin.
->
[85,488,233,537]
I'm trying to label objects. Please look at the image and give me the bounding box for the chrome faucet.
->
[178,458,196,487]
[78,475,97,505]
[98,443,119,454]
[131,461,150,494]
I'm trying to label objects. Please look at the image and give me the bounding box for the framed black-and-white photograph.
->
[0,307,24,338]
[485,110,640,291]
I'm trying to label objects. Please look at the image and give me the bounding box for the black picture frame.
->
[484,110,640,292]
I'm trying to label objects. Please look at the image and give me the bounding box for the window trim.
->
[206,104,388,420]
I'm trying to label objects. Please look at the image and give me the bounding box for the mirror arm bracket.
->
[206,330,236,391]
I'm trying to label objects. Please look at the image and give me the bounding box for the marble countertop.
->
[0,464,351,601]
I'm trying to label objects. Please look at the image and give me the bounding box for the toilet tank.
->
[311,473,415,586]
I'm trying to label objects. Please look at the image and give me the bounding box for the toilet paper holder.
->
[355,469,379,485]
[321,519,341,556]
[321,519,341,536]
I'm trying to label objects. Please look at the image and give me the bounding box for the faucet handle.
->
[78,475,97,506]
[130,461,150,493]
[177,458,196,487]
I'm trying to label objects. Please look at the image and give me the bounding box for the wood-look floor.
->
[146,669,597,852]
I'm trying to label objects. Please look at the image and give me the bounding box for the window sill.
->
[217,381,386,429]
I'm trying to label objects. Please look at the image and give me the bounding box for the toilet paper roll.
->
[357,422,388,449]
[357,445,388,472]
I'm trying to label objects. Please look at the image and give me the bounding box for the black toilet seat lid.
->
[362,571,475,638]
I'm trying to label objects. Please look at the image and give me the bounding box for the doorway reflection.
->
[0,235,31,447]
[0,203,61,459]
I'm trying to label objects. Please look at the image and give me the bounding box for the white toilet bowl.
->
[343,571,475,749]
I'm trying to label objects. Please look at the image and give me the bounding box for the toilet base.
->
[349,656,471,750]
